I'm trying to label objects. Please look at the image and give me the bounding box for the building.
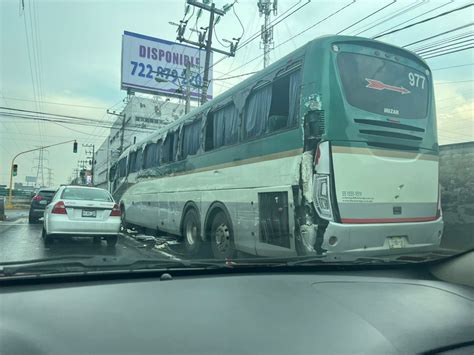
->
[94,95,185,189]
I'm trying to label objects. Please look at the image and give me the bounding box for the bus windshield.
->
[337,52,429,119]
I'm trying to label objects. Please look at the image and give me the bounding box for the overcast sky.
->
[1,0,473,187]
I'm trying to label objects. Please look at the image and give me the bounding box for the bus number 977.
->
[408,72,425,89]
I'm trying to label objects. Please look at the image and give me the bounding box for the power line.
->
[358,0,453,37]
[403,23,473,47]
[412,31,473,52]
[0,111,158,135]
[336,0,397,35]
[435,79,474,85]
[432,63,474,71]
[213,71,259,81]
[417,39,474,56]
[372,3,474,39]
[205,0,311,77]
[1,96,111,110]
[424,45,473,59]
[215,0,356,80]
[351,0,428,36]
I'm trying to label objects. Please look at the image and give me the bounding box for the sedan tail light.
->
[33,195,43,201]
[52,201,67,214]
[110,203,121,217]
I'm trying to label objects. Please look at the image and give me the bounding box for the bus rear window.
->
[337,52,429,119]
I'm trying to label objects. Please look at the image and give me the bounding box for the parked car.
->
[42,185,121,246]
[28,188,57,223]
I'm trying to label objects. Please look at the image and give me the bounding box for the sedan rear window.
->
[61,188,112,202]
[39,191,56,198]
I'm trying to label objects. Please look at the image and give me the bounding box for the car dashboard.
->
[1,265,473,354]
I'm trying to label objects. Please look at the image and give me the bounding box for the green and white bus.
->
[111,35,443,258]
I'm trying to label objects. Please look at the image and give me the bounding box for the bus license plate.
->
[388,237,405,249]
[82,210,96,218]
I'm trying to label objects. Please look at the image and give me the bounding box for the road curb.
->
[1,211,29,223]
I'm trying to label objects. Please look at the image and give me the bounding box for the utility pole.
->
[176,0,240,105]
[83,143,95,185]
[258,0,277,68]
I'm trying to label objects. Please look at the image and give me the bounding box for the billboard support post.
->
[185,61,191,114]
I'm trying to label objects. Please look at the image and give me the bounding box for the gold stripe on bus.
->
[170,148,304,178]
[332,145,439,161]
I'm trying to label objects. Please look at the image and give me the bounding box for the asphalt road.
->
[0,211,171,263]
[0,210,470,265]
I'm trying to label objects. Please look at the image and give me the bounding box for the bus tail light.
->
[52,201,67,215]
[110,203,121,217]
[314,174,333,221]
[314,145,321,166]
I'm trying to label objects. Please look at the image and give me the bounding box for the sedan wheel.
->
[106,235,118,247]
[42,228,53,246]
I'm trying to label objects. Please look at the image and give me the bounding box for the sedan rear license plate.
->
[39,200,47,205]
[82,209,97,218]
[388,236,405,249]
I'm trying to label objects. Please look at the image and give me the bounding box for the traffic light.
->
[12,164,18,176]
[73,141,78,153]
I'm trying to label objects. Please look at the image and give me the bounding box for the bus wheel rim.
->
[186,223,197,246]
[215,224,230,253]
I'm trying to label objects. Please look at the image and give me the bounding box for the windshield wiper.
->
[0,256,230,277]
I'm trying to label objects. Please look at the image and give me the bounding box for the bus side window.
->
[205,112,214,151]
[268,69,301,132]
[144,142,160,169]
[172,131,179,162]
[245,85,272,139]
[206,104,239,151]
[135,148,143,172]
[181,118,202,159]
[161,133,175,164]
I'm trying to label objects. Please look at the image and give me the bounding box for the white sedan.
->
[43,185,121,246]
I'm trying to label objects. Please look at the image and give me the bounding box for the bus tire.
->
[210,211,236,259]
[183,208,203,257]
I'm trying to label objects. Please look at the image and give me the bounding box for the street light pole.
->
[6,139,76,208]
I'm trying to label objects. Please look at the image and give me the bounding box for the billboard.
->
[121,31,212,100]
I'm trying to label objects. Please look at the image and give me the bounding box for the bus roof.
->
[118,34,426,159]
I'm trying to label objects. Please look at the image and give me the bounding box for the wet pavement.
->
[0,215,174,263]
[0,211,470,264]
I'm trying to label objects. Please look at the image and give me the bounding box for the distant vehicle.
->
[42,186,121,246]
[112,35,443,258]
[28,188,57,224]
